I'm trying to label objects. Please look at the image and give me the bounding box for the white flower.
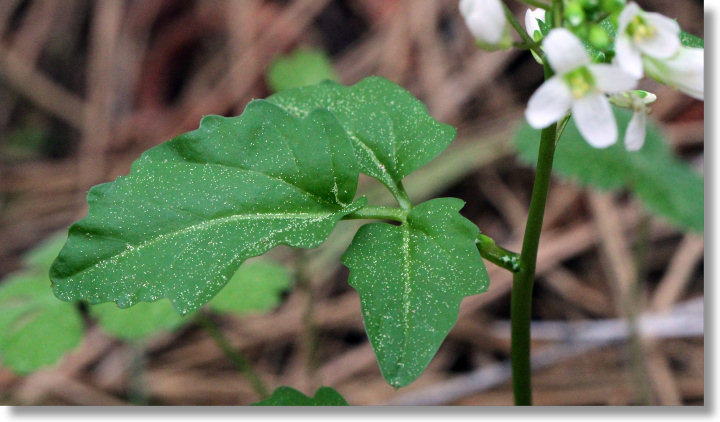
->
[524,8,545,41]
[615,2,680,78]
[460,0,510,48]
[525,8,546,63]
[525,28,638,148]
[609,90,657,151]
[643,46,704,100]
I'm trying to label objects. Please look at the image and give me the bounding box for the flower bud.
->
[609,90,657,151]
[600,0,626,14]
[460,0,511,50]
[565,1,586,26]
[588,24,610,49]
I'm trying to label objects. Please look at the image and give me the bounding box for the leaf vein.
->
[62,212,336,280]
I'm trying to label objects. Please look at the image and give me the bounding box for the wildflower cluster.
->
[460,0,704,150]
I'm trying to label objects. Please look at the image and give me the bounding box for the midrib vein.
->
[65,211,335,279]
[397,224,412,382]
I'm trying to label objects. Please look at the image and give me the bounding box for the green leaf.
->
[680,30,704,48]
[51,100,365,315]
[209,260,291,315]
[268,77,456,205]
[252,386,348,406]
[266,48,339,93]
[0,273,83,374]
[513,107,703,232]
[342,198,489,387]
[89,299,188,341]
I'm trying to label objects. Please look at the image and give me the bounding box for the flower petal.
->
[644,10,681,36]
[643,48,704,100]
[525,76,572,128]
[525,8,545,38]
[618,2,641,34]
[459,0,475,17]
[466,10,505,44]
[625,110,646,151]
[543,28,590,74]
[615,37,644,79]
[637,12,680,58]
[589,64,638,93]
[571,94,617,148]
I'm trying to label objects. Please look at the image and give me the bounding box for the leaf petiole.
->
[476,234,521,273]
[394,181,414,211]
[343,205,407,223]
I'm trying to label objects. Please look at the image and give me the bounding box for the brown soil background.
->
[0,0,704,405]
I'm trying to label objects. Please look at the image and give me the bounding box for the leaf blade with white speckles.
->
[341,198,489,387]
[268,76,457,203]
[50,100,363,314]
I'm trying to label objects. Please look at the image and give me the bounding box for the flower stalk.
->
[508,0,563,405]
[502,2,543,57]
[511,89,557,405]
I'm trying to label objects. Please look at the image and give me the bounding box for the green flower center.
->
[563,67,595,99]
[626,15,656,43]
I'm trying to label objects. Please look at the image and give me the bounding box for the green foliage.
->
[0,243,83,374]
[268,77,456,205]
[51,100,365,315]
[342,198,489,387]
[266,48,339,93]
[252,386,348,406]
[89,299,187,341]
[50,77,487,389]
[209,260,291,315]
[680,30,704,48]
[22,233,68,270]
[514,107,703,232]
[2,231,291,372]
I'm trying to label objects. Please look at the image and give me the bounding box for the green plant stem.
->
[512,42,534,50]
[294,249,320,382]
[395,181,413,211]
[196,311,270,399]
[507,1,563,405]
[344,206,407,222]
[502,2,543,58]
[476,234,520,273]
[510,61,558,406]
[551,0,563,28]
[511,122,556,405]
